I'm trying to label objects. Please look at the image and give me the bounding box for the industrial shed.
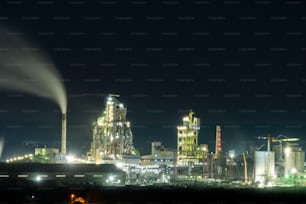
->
[0,163,126,187]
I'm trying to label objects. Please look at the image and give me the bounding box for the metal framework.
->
[90,94,137,162]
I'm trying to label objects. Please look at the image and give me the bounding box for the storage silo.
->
[284,146,305,175]
[254,151,275,183]
[295,151,305,172]
[273,145,283,162]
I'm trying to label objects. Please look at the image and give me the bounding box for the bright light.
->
[115,162,123,168]
[106,175,116,183]
[177,126,187,130]
[284,147,291,156]
[109,175,115,181]
[36,176,41,182]
[66,155,75,163]
[291,168,297,174]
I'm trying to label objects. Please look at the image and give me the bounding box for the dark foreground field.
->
[1,185,306,204]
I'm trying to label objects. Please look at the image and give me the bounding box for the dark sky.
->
[0,0,306,159]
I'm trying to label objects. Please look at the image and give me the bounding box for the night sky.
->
[0,0,306,159]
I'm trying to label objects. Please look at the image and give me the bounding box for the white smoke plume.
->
[0,27,67,114]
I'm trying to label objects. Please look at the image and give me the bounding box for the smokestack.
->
[215,125,222,155]
[61,113,67,155]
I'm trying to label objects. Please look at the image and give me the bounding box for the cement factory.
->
[3,94,306,188]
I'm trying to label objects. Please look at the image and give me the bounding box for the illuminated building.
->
[34,147,59,163]
[177,111,208,166]
[141,142,175,166]
[88,94,138,163]
[138,142,175,184]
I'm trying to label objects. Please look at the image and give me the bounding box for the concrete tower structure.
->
[215,125,222,155]
[89,94,138,163]
[61,113,67,155]
[177,111,201,165]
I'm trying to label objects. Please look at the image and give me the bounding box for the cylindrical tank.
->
[254,151,275,182]
[284,150,305,174]
[295,151,305,172]
[273,145,283,162]
[284,151,294,175]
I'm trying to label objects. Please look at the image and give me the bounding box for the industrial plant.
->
[2,94,306,189]
[87,94,139,163]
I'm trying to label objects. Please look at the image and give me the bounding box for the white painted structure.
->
[254,151,275,183]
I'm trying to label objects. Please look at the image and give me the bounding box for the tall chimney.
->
[61,113,67,155]
[215,125,222,155]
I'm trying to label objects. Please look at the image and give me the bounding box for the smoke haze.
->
[0,27,67,113]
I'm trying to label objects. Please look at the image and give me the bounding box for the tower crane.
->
[257,134,273,152]
[256,143,266,151]
[257,134,300,153]
[272,135,300,143]
[272,135,300,162]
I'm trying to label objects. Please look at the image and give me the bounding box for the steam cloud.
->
[0,27,67,113]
